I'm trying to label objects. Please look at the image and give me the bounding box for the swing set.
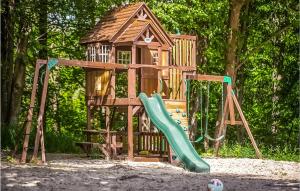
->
[185,74,262,158]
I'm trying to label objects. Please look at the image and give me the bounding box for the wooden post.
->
[20,61,43,163]
[168,145,173,163]
[85,105,92,155]
[31,64,50,163]
[111,134,117,159]
[127,45,136,160]
[110,45,116,98]
[227,84,235,124]
[105,106,111,159]
[159,133,163,157]
[127,106,134,160]
[231,92,262,159]
[86,106,92,142]
[157,46,162,93]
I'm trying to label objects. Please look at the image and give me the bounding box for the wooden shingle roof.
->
[80,2,174,46]
[80,3,144,44]
[115,20,149,43]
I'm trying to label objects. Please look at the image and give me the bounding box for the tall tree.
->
[8,0,32,124]
[225,0,247,85]
[1,0,15,124]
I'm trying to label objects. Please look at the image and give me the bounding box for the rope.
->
[204,82,225,142]
[205,82,210,136]
[194,84,204,143]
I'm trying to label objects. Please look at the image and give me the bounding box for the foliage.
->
[1,0,298,161]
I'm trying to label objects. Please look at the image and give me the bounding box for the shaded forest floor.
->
[1,154,300,191]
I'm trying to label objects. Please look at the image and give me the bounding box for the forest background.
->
[1,0,299,161]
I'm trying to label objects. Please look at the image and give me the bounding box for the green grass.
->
[201,143,300,162]
[44,130,82,153]
[1,124,83,154]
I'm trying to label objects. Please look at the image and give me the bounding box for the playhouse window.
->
[98,45,110,63]
[89,46,96,61]
[117,51,131,64]
[151,50,159,64]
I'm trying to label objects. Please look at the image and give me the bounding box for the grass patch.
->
[44,130,82,153]
[200,142,300,162]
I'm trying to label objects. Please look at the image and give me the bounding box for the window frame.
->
[98,45,110,63]
[117,50,131,64]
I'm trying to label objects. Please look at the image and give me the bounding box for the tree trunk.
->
[9,38,28,124]
[1,0,15,125]
[8,1,30,124]
[37,0,48,130]
[38,0,48,59]
[224,0,246,84]
[214,0,247,151]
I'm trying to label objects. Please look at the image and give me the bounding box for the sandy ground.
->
[1,154,300,191]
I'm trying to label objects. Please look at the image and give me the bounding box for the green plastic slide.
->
[139,93,210,173]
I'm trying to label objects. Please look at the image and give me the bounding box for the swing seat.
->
[205,134,224,141]
[194,136,204,143]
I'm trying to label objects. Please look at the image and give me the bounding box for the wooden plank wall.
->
[86,43,112,97]
[141,49,158,96]
[86,70,111,96]
[169,35,196,100]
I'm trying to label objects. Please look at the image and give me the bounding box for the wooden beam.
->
[39,58,196,71]
[86,106,92,149]
[20,60,44,163]
[231,91,262,159]
[105,107,111,160]
[57,59,128,70]
[170,34,197,40]
[31,64,50,163]
[186,74,225,82]
[127,45,137,161]
[132,106,142,116]
[227,85,235,125]
[87,97,142,106]
[128,106,134,160]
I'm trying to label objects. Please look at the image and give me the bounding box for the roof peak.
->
[80,1,173,46]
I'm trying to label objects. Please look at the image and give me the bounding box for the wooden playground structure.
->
[19,2,261,164]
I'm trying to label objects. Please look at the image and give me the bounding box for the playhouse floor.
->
[1,154,299,191]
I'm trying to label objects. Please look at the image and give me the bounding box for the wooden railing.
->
[134,132,169,155]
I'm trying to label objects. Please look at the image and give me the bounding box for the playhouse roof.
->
[80,2,173,46]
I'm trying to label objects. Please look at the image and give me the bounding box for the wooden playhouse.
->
[78,2,197,162]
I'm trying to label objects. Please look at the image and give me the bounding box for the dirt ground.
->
[1,154,299,191]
